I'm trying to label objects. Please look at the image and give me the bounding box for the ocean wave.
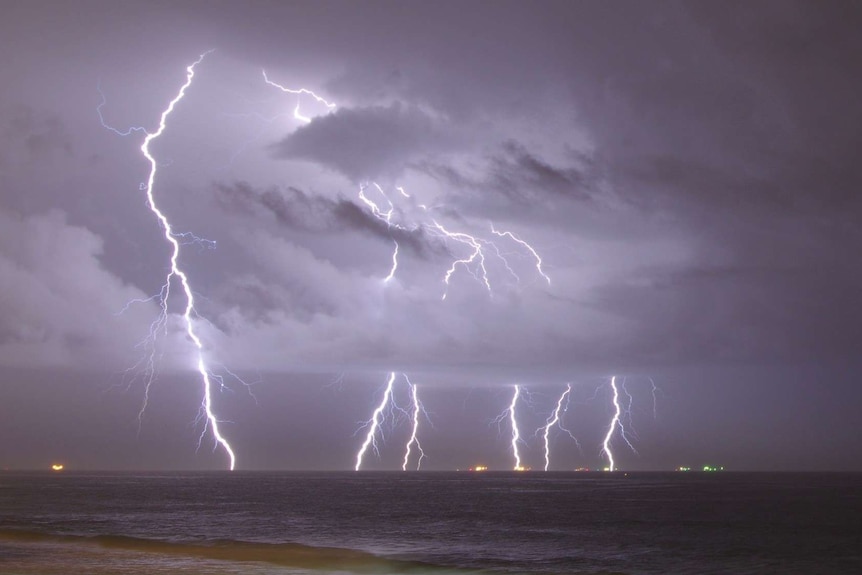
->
[0,529,468,574]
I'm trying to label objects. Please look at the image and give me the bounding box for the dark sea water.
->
[0,472,860,575]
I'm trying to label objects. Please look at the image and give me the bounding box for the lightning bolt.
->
[354,373,430,471]
[358,182,405,282]
[261,70,336,124]
[539,383,580,471]
[431,221,492,300]
[648,376,660,420]
[357,181,550,298]
[601,376,621,472]
[492,385,523,470]
[98,58,662,475]
[600,375,640,472]
[401,376,427,471]
[383,240,399,283]
[355,372,397,470]
[100,51,236,470]
[262,74,549,294]
[618,378,640,453]
[490,224,551,286]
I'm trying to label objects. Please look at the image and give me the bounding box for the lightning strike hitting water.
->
[354,373,430,471]
[539,384,580,471]
[101,52,236,470]
[492,385,523,470]
[618,378,640,453]
[601,377,621,471]
[599,376,638,472]
[355,372,397,471]
[402,376,427,471]
[648,376,660,420]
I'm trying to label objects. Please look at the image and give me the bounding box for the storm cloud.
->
[2,0,861,470]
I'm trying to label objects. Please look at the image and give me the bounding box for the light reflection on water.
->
[1,471,860,575]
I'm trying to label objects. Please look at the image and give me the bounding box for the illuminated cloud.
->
[0,0,860,470]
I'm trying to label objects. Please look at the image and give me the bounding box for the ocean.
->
[0,472,859,574]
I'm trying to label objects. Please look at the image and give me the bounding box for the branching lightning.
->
[401,376,427,471]
[490,225,551,286]
[599,376,640,472]
[601,377,621,471]
[359,182,550,298]
[354,373,430,471]
[262,77,550,295]
[100,52,236,470]
[492,385,524,470]
[95,56,667,474]
[539,383,580,471]
[261,70,336,124]
[358,182,405,283]
[432,221,492,300]
[354,372,397,470]
[618,378,640,453]
[384,240,399,283]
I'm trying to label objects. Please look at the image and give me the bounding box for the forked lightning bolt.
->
[402,376,427,471]
[600,376,639,472]
[262,77,550,295]
[100,52,236,470]
[261,70,336,123]
[358,182,403,284]
[491,225,551,286]
[618,378,640,453]
[539,383,580,471]
[97,58,662,474]
[355,373,429,470]
[432,221,491,299]
[360,182,551,298]
[384,240,399,283]
[355,372,397,470]
[492,385,523,470]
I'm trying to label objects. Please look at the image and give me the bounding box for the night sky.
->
[1,0,860,472]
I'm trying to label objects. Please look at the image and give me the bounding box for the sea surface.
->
[0,472,859,574]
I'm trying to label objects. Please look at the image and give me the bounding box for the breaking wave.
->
[0,528,465,574]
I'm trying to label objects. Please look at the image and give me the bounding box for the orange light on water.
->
[51,464,64,471]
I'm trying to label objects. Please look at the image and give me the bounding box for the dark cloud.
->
[590,262,862,366]
[494,141,591,199]
[0,208,157,369]
[0,105,73,166]
[415,140,594,206]
[622,155,790,214]
[271,103,450,180]
[214,181,432,257]
[2,0,862,470]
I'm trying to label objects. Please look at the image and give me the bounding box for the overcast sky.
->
[1,0,860,471]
